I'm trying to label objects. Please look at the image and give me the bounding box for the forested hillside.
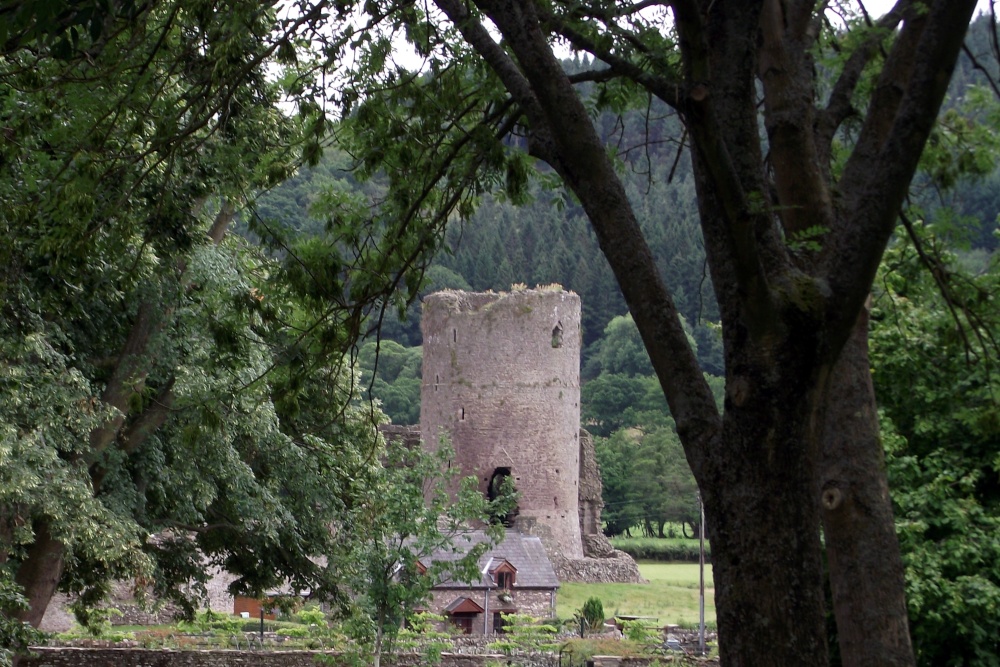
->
[256,56,721,369]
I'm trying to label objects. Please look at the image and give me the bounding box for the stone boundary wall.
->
[21,648,680,667]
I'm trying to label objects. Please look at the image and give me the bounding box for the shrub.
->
[295,606,326,628]
[580,597,605,632]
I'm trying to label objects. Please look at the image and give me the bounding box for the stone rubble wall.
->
[41,570,236,633]
[550,554,646,584]
[21,648,692,667]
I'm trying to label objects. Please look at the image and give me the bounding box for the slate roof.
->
[444,597,485,614]
[425,530,560,590]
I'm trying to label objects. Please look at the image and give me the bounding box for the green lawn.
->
[556,562,715,628]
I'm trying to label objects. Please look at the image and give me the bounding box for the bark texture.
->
[821,313,914,667]
[13,522,64,628]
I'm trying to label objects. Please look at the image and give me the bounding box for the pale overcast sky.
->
[865,0,993,18]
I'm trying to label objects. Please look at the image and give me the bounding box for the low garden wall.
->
[21,647,679,667]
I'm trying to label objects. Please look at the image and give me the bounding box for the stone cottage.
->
[421,530,559,635]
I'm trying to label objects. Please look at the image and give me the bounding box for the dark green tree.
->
[871,234,1000,667]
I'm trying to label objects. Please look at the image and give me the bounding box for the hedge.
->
[609,537,711,563]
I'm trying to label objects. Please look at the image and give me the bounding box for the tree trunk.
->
[13,520,64,628]
[820,310,914,666]
[703,346,830,667]
[373,619,384,667]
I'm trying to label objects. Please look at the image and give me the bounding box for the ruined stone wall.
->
[550,553,645,584]
[577,429,603,540]
[420,289,583,559]
[40,569,235,633]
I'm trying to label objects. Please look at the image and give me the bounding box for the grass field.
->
[556,562,715,628]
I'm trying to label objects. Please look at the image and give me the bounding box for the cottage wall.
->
[426,588,557,635]
[420,289,583,559]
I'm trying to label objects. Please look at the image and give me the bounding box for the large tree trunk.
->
[702,333,831,666]
[13,520,64,628]
[820,311,914,667]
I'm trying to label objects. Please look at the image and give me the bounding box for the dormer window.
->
[490,560,517,590]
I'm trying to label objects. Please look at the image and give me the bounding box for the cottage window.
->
[490,559,517,590]
[451,614,475,634]
[493,612,509,634]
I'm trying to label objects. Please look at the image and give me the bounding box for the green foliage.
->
[579,597,605,632]
[296,606,327,628]
[785,225,829,255]
[176,609,244,636]
[335,439,515,665]
[872,232,1000,667]
[0,572,45,667]
[1,0,476,633]
[356,340,423,424]
[68,604,123,637]
[621,619,659,648]
[558,636,659,666]
[610,537,709,563]
[595,426,699,538]
[486,614,559,653]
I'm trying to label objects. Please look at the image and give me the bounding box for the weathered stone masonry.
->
[418,289,642,583]
[22,648,673,667]
[420,289,585,560]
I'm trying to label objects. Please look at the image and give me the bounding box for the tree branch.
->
[538,3,683,108]
[455,0,721,476]
[760,0,834,237]
[670,0,781,339]
[815,1,907,166]
[824,0,978,354]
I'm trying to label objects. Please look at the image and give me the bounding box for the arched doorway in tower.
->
[487,467,519,527]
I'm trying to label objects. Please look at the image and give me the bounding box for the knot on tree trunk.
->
[821,483,844,511]
[726,376,750,407]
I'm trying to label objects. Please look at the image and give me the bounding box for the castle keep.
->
[420,288,584,558]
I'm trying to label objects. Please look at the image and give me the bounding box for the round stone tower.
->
[420,288,583,559]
